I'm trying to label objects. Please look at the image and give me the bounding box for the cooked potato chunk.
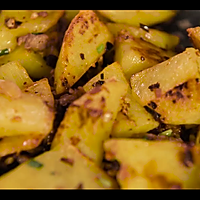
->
[52,79,128,165]
[104,139,200,189]
[54,10,114,94]
[0,134,44,157]
[83,62,128,92]
[131,48,200,124]
[83,62,158,137]
[106,22,179,50]
[0,28,17,52]
[0,144,118,189]
[23,78,54,109]
[0,80,54,137]
[97,10,177,27]
[148,78,200,124]
[112,87,159,138]
[114,31,175,81]
[187,26,200,49]
[131,48,200,105]
[0,61,33,89]
[0,46,52,79]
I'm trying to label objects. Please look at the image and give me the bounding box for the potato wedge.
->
[52,79,128,165]
[131,48,200,105]
[187,26,200,50]
[54,10,114,94]
[106,22,179,50]
[0,46,52,79]
[0,134,44,157]
[0,80,54,137]
[131,48,200,124]
[0,61,33,89]
[114,31,175,81]
[23,78,54,109]
[0,144,118,189]
[83,62,159,137]
[97,10,177,27]
[104,139,200,189]
[112,87,159,138]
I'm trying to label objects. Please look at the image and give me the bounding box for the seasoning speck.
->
[60,157,74,166]
[148,82,160,91]
[80,53,85,60]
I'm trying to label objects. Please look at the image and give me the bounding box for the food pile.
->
[0,10,199,189]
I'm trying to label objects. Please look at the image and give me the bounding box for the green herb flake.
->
[159,129,173,137]
[0,48,9,57]
[27,159,43,169]
[96,44,105,54]
[31,32,43,35]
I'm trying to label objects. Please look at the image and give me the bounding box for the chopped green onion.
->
[159,129,173,137]
[96,44,105,54]
[0,48,9,57]
[31,32,43,35]
[27,159,43,169]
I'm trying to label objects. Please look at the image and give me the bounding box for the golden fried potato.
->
[0,80,54,137]
[106,22,179,50]
[97,10,177,27]
[52,79,128,165]
[0,134,44,157]
[54,10,113,94]
[0,46,52,79]
[114,31,175,81]
[0,61,33,89]
[187,26,200,49]
[83,62,159,138]
[131,48,200,124]
[0,144,118,189]
[23,78,54,109]
[104,139,200,189]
